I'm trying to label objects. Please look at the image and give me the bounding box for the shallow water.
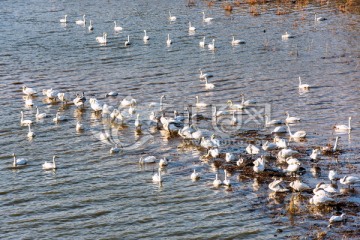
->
[0,0,359,239]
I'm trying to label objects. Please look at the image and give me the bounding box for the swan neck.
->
[333,137,339,151]
[13,155,16,166]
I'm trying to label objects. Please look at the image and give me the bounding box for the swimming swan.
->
[42,155,57,170]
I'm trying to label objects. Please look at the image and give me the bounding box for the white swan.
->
[20,111,32,126]
[285,162,301,176]
[159,158,168,167]
[166,34,172,46]
[73,92,86,108]
[114,21,123,31]
[22,85,37,96]
[271,125,287,133]
[246,144,260,155]
[204,77,215,90]
[195,96,207,107]
[89,98,103,112]
[199,69,212,79]
[264,114,284,126]
[24,96,34,107]
[213,174,222,187]
[268,178,289,192]
[231,36,245,45]
[143,30,149,41]
[225,152,236,162]
[152,168,162,183]
[315,13,327,22]
[328,170,340,183]
[76,121,84,132]
[191,169,200,181]
[339,175,360,188]
[287,124,307,139]
[285,111,301,123]
[43,88,59,100]
[60,15,67,23]
[202,11,213,22]
[208,39,215,50]
[96,32,107,44]
[334,117,351,131]
[125,35,131,46]
[168,11,176,21]
[298,76,310,90]
[223,170,231,186]
[322,136,340,153]
[57,92,71,105]
[27,124,35,138]
[241,94,256,106]
[139,156,156,164]
[135,114,142,130]
[199,37,205,47]
[253,156,265,173]
[75,15,86,25]
[310,149,321,160]
[329,213,346,223]
[262,141,277,151]
[105,91,118,97]
[227,100,243,110]
[42,155,57,170]
[289,179,311,192]
[281,32,294,40]
[12,153,28,167]
[309,194,334,206]
[53,112,67,122]
[88,20,94,31]
[110,144,121,154]
[188,22,196,31]
[231,111,237,125]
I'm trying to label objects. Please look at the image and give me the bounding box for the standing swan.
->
[42,155,57,170]
[13,153,28,167]
[76,15,86,25]
[114,21,123,31]
[334,117,351,131]
[298,76,310,90]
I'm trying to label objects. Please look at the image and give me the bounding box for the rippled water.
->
[0,0,359,239]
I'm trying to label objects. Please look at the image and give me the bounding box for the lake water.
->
[0,0,359,239]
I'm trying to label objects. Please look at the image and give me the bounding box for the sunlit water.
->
[0,0,359,239]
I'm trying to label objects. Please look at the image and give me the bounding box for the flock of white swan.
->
[12,9,357,234]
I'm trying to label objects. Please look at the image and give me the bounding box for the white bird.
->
[199,37,205,47]
[195,96,207,107]
[281,32,294,40]
[241,94,256,106]
[24,96,34,107]
[285,111,301,123]
[105,91,118,97]
[114,21,123,31]
[227,100,243,110]
[289,179,311,192]
[124,35,131,46]
[328,170,340,184]
[202,11,213,22]
[89,98,103,112]
[73,92,86,108]
[231,111,238,125]
[199,69,212,80]
[333,117,351,131]
[42,88,59,100]
[159,158,168,167]
[12,153,28,167]
[298,76,310,90]
[339,175,360,188]
[168,11,176,21]
[329,213,346,223]
[264,114,284,126]
[27,124,35,138]
[246,144,260,155]
[223,170,231,186]
[53,112,67,122]
[188,22,196,31]
[315,13,327,22]
[208,39,215,51]
[274,136,287,149]
[75,15,86,25]
[310,149,321,160]
[309,194,334,206]
[120,97,136,107]
[42,155,57,170]
[262,141,278,151]
[96,32,107,44]
[20,111,32,126]
[253,156,265,173]
[213,174,222,187]
[285,162,301,176]
[166,34,172,46]
[110,144,121,154]
[315,182,338,194]
[278,148,299,159]
[152,168,162,183]
[57,92,71,105]
[143,30,149,41]
[191,169,200,181]
[139,156,156,164]
[204,77,215,90]
[322,137,340,153]
[134,114,142,130]
[22,85,37,96]
[231,36,245,45]
[287,124,307,139]
[268,178,289,192]
[225,152,236,163]
[76,121,84,132]
[88,20,94,31]
[60,15,67,23]
[272,126,287,133]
